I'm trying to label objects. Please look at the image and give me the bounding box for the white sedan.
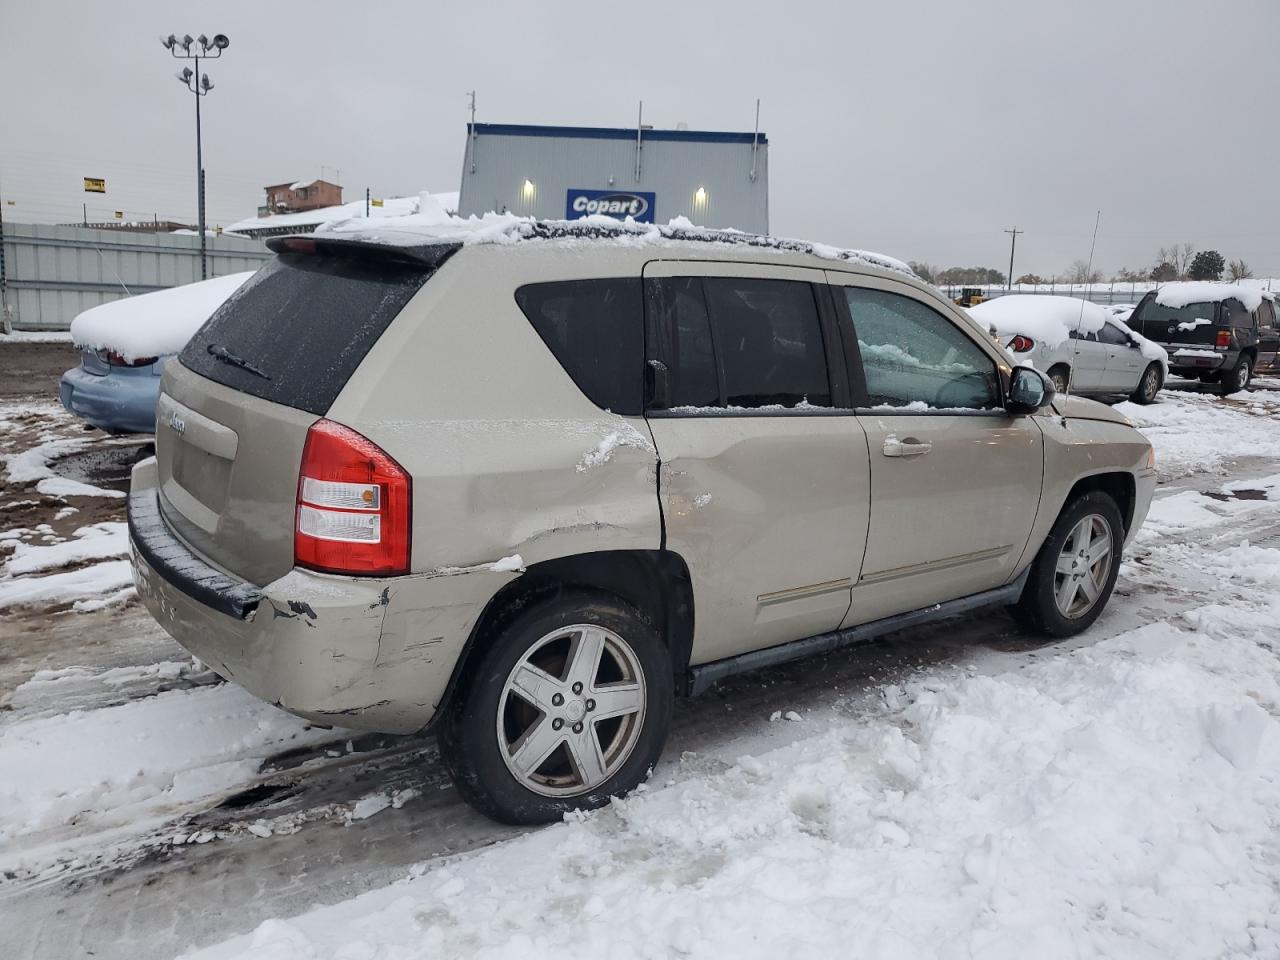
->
[969,295,1168,404]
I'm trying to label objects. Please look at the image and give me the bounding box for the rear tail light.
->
[295,419,411,576]
[1009,335,1035,353]
[100,349,159,367]
[1215,329,1232,349]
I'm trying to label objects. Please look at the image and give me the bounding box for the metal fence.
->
[0,222,271,331]
[941,279,1279,307]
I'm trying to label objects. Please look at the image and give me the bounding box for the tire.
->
[437,589,673,825]
[1222,355,1252,394]
[1011,491,1124,638]
[1047,365,1071,394]
[1129,363,1162,405]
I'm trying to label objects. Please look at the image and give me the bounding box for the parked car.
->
[1125,282,1279,393]
[128,223,1156,825]
[970,295,1168,404]
[61,272,254,433]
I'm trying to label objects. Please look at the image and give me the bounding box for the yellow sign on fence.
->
[371,198,384,208]
[114,211,124,219]
[83,177,106,193]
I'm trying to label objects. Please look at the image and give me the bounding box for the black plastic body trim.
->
[127,488,262,620]
[686,568,1031,696]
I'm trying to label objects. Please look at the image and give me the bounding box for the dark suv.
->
[1128,283,1279,393]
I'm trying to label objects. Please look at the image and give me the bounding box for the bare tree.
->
[1228,259,1253,281]
[1065,259,1103,284]
[1157,243,1196,279]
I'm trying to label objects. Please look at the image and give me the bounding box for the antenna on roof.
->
[1065,210,1102,400]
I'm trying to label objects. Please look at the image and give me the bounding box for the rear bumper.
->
[128,457,507,733]
[60,364,160,434]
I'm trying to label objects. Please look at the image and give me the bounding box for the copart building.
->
[457,122,769,233]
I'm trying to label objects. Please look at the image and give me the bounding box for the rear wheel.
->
[437,589,673,825]
[1011,491,1123,638]
[1222,355,1252,394]
[1129,363,1162,404]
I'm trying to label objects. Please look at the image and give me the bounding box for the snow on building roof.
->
[70,272,255,362]
[1154,282,1270,312]
[225,191,459,237]
[968,295,1108,349]
[313,210,914,277]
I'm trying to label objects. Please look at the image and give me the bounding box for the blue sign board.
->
[565,188,656,223]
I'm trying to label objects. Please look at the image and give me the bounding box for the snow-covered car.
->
[970,295,1168,404]
[1126,282,1280,393]
[60,272,255,434]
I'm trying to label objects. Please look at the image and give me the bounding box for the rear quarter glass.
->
[180,252,441,416]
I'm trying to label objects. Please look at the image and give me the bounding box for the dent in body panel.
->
[1017,413,1154,569]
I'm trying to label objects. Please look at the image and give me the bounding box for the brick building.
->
[260,179,343,216]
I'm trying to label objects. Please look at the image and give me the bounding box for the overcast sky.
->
[2,0,1277,277]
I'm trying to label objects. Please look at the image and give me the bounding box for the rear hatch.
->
[154,237,457,586]
[1128,293,1220,348]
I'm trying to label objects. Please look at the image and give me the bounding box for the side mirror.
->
[1006,365,1056,415]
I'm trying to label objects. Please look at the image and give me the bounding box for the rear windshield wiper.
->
[206,343,270,380]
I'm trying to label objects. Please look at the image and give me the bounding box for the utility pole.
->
[467,91,478,174]
[164,32,229,280]
[366,188,370,218]
[0,179,10,334]
[1004,227,1022,292]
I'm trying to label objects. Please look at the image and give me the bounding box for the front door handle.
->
[883,437,932,458]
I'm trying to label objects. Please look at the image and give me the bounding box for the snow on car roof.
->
[967,295,1108,349]
[314,211,915,277]
[1154,281,1270,312]
[69,272,255,363]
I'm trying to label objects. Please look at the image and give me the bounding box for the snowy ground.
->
[2,379,1280,959]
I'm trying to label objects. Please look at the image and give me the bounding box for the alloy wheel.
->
[497,624,646,797]
[1143,368,1159,401]
[1053,514,1113,619]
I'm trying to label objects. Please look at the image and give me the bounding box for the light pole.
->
[162,32,229,280]
[1004,226,1022,292]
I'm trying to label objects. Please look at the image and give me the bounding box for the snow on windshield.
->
[69,272,256,362]
[1155,282,1266,312]
[968,295,1107,349]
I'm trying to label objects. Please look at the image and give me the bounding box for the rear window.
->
[514,279,644,415]
[1131,296,1218,334]
[180,252,437,415]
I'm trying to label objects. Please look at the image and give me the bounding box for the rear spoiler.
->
[265,234,461,268]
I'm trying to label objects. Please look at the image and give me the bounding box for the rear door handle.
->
[883,437,931,458]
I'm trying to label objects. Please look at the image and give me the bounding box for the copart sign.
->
[565,189,655,223]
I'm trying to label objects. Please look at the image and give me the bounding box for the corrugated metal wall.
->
[0,223,271,330]
[459,127,769,234]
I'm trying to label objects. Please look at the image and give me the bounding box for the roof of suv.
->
[276,214,918,282]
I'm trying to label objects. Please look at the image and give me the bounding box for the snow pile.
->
[188,592,1280,960]
[224,191,459,237]
[2,521,127,575]
[1117,391,1280,478]
[318,212,915,277]
[0,683,336,870]
[69,272,255,362]
[0,559,133,609]
[968,295,1107,348]
[1155,282,1266,312]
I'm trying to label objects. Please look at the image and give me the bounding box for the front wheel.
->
[1130,363,1162,404]
[437,589,673,825]
[1011,491,1124,638]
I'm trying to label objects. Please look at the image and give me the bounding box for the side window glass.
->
[842,287,1000,410]
[1097,323,1129,346]
[701,278,831,408]
[514,278,643,415]
[1223,298,1246,327]
[646,277,719,408]
[1257,301,1275,330]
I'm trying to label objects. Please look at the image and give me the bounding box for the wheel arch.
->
[435,549,696,720]
[1064,471,1136,534]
